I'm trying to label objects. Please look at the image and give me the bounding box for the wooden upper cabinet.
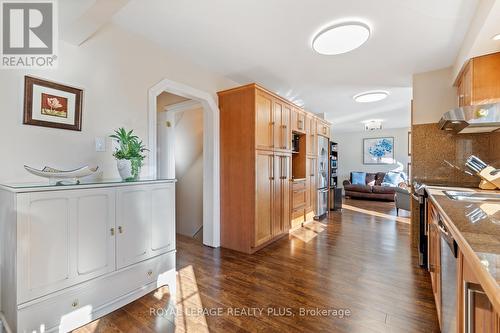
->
[274,100,291,151]
[291,108,306,133]
[306,115,317,156]
[455,52,500,106]
[256,90,274,150]
[317,119,330,138]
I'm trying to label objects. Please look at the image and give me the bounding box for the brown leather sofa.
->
[343,172,396,201]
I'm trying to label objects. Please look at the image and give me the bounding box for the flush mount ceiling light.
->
[353,90,389,103]
[312,21,371,55]
[493,33,500,41]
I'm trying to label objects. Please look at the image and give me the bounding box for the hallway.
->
[75,199,439,332]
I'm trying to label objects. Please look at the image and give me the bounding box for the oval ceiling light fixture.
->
[353,90,390,103]
[312,21,371,55]
[492,33,500,41]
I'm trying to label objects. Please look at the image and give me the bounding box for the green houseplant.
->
[110,128,148,181]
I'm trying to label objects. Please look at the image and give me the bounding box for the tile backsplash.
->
[412,123,500,187]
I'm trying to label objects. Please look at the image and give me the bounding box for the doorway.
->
[157,93,204,242]
[148,78,220,248]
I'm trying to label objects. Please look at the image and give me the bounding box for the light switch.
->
[95,137,106,152]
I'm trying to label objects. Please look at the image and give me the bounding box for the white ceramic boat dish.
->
[24,165,99,184]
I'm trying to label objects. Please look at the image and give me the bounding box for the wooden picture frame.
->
[408,131,412,156]
[24,76,83,131]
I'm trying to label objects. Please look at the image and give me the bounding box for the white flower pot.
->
[117,159,141,181]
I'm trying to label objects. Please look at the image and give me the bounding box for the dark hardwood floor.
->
[74,199,439,333]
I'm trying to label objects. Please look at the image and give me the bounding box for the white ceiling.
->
[74,0,481,132]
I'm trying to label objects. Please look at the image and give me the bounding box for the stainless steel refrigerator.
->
[316,135,329,218]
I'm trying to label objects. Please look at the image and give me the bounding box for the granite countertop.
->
[425,185,500,312]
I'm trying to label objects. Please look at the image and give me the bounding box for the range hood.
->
[439,103,500,134]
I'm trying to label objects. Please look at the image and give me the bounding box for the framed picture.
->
[363,137,395,164]
[24,76,83,131]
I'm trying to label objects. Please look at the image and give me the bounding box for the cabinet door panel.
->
[280,155,291,233]
[19,195,71,298]
[256,92,274,150]
[255,151,274,247]
[307,116,317,156]
[151,184,175,255]
[280,103,292,151]
[116,188,151,269]
[75,191,115,277]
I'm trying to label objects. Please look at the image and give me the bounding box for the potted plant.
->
[110,128,148,181]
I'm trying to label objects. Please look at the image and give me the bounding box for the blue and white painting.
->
[363,137,394,164]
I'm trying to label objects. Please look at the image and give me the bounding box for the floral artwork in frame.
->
[363,137,395,164]
[23,76,83,131]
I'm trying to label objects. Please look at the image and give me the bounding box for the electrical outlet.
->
[95,137,106,152]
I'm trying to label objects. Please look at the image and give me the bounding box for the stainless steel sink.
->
[443,191,500,202]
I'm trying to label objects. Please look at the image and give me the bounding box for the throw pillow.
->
[351,172,367,185]
[382,171,403,186]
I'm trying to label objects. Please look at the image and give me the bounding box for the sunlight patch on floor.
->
[175,265,209,333]
[343,204,410,224]
[289,221,327,242]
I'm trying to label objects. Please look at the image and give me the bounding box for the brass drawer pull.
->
[110,227,115,236]
[72,299,79,308]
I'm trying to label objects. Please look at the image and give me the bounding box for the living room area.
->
[331,123,411,218]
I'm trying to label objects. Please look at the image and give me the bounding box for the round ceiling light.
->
[353,90,389,103]
[312,22,371,55]
[492,33,500,41]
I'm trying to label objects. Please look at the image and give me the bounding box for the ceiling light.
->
[353,90,389,103]
[312,22,371,55]
[363,119,383,131]
[493,33,500,41]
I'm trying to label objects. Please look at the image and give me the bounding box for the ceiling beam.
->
[61,0,130,46]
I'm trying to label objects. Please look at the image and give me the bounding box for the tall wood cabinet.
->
[219,83,331,253]
[219,84,293,253]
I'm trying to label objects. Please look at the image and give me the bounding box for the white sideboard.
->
[0,179,176,333]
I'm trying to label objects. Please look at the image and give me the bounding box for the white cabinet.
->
[116,187,150,269]
[116,183,175,269]
[0,180,176,333]
[17,189,116,303]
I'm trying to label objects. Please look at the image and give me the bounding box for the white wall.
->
[172,107,204,237]
[332,127,410,184]
[0,23,236,183]
[412,67,457,125]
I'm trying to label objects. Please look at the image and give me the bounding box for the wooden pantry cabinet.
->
[219,84,294,253]
[455,52,500,107]
[219,83,331,253]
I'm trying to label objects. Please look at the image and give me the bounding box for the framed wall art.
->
[363,137,395,165]
[23,76,83,131]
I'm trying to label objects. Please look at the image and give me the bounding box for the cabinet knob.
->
[71,299,79,308]
[110,228,115,236]
[118,226,123,234]
[147,269,153,277]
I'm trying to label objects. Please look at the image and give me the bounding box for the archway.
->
[148,78,220,248]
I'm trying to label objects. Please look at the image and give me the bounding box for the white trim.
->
[164,100,202,113]
[0,312,12,333]
[148,78,220,248]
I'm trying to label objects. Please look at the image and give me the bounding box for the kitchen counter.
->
[426,185,500,313]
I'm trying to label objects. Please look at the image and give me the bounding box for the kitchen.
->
[411,50,500,332]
